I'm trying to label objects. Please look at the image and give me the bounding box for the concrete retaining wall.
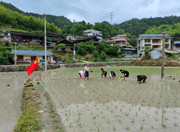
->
[0,61,179,72]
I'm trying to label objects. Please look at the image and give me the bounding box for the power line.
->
[110,12,113,25]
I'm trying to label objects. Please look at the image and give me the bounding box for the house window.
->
[145,39,150,42]
[165,44,169,48]
[152,45,160,49]
[17,55,23,60]
[152,39,161,43]
[145,44,151,47]
[165,39,169,42]
[31,56,36,61]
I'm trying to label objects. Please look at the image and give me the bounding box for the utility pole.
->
[73,44,75,63]
[15,42,16,65]
[44,16,47,71]
[161,32,165,80]
[110,12,113,25]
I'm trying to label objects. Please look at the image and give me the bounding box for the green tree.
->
[100,51,106,61]
[57,43,65,51]
[93,50,99,61]
[141,46,151,60]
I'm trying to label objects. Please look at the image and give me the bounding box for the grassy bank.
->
[14,75,64,132]
[14,83,40,132]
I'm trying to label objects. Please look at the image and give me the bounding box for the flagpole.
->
[44,15,47,71]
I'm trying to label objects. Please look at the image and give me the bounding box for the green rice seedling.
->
[151,125,154,129]
[172,77,175,80]
[162,124,166,128]
[175,123,178,127]
[126,126,129,131]
[97,127,100,132]
[93,116,96,119]
[136,112,138,117]
[7,84,10,87]
[170,75,172,78]
[131,119,135,124]
[140,126,144,130]
[113,127,116,131]
[125,113,129,117]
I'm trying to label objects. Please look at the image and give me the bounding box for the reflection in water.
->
[0,72,26,132]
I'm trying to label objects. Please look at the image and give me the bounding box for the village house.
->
[83,29,103,40]
[56,36,99,50]
[11,50,54,64]
[0,31,64,45]
[107,34,133,49]
[174,41,180,49]
[66,35,84,41]
[0,32,11,42]
[137,34,172,56]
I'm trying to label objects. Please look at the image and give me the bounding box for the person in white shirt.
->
[79,70,85,80]
[84,65,90,80]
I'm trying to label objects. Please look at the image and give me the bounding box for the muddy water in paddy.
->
[0,72,26,132]
[41,68,180,132]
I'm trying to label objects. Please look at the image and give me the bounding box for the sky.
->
[2,0,180,24]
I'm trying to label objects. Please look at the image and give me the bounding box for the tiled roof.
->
[83,29,102,34]
[140,34,171,37]
[115,34,126,37]
[11,50,53,56]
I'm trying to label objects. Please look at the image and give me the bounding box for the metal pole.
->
[15,42,16,65]
[161,32,165,80]
[44,16,47,71]
[73,44,75,63]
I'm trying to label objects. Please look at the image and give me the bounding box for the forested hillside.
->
[0,3,61,33]
[0,2,72,29]
[118,16,180,37]
[1,1,180,45]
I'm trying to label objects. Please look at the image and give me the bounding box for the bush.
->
[85,54,92,61]
[100,51,106,61]
[85,45,95,54]
[93,50,99,60]
[57,43,65,51]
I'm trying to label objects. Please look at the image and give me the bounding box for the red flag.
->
[26,58,38,76]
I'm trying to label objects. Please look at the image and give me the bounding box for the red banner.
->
[26,58,38,76]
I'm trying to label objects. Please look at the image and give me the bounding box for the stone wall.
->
[0,61,179,72]
[131,60,180,67]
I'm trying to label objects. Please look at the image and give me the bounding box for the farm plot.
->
[41,66,180,132]
[0,72,26,132]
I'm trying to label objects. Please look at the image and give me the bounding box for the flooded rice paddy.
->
[0,72,26,132]
[41,66,180,132]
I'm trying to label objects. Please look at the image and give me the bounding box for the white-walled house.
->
[137,34,172,56]
[11,50,53,64]
[83,29,103,40]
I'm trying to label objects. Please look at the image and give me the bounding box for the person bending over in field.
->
[120,69,129,81]
[79,70,85,80]
[101,68,107,78]
[109,71,116,80]
[137,75,147,83]
[84,64,90,80]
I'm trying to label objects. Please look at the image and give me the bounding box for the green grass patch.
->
[14,86,40,132]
